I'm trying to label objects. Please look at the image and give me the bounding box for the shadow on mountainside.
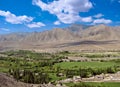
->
[54,40,120,48]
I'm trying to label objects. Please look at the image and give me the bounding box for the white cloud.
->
[57,13,81,24]
[54,21,61,25]
[0,10,33,24]
[93,18,112,24]
[0,28,10,31]
[27,22,46,28]
[81,16,93,22]
[32,0,93,24]
[94,13,104,18]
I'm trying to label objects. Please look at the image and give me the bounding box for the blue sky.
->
[0,0,120,34]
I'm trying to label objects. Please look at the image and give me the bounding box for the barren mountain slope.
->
[0,24,120,52]
[22,28,79,43]
[76,24,120,40]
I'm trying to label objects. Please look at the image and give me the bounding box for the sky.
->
[0,0,120,34]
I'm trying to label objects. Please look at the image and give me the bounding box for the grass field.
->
[66,82,120,87]
[54,61,117,69]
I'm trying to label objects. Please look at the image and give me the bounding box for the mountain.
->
[0,24,120,51]
[0,32,27,42]
[0,24,120,43]
[22,28,79,43]
[77,24,120,40]
[0,28,79,43]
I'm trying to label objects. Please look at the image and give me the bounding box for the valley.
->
[0,24,120,87]
[0,0,120,86]
[0,50,120,87]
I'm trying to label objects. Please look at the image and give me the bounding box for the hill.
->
[0,73,28,87]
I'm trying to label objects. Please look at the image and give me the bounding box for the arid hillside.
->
[0,24,120,52]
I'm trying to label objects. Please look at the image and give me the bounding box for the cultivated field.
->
[0,50,120,87]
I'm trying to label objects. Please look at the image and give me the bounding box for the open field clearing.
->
[54,61,118,69]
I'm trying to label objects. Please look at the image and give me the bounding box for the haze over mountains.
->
[0,24,120,52]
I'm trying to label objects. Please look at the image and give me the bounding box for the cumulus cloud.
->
[32,0,93,24]
[0,10,33,24]
[94,13,104,18]
[81,16,93,22]
[93,18,112,24]
[27,22,46,28]
[54,21,61,25]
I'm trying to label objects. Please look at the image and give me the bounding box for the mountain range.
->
[0,24,120,52]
